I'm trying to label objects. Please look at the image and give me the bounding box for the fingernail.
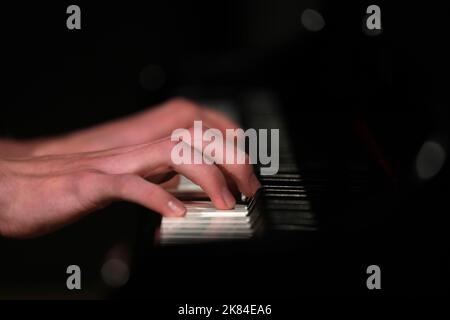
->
[167,200,186,216]
[222,187,236,208]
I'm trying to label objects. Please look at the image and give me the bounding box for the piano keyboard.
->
[159,177,263,245]
[243,92,318,233]
[260,174,318,232]
[158,173,316,245]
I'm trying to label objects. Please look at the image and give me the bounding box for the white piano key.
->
[161,221,253,230]
[180,202,249,217]
[160,176,261,245]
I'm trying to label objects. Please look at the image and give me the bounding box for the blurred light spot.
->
[139,64,166,91]
[101,258,130,288]
[416,140,446,180]
[301,9,325,32]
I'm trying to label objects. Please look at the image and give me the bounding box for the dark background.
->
[0,0,449,298]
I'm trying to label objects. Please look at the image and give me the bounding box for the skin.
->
[0,98,260,238]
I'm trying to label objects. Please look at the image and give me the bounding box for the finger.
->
[170,142,236,209]
[222,169,241,198]
[82,139,237,210]
[184,125,261,197]
[91,139,237,209]
[103,174,187,217]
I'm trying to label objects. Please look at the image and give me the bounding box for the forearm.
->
[0,112,145,157]
[0,111,160,157]
[0,135,81,158]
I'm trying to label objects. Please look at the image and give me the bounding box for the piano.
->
[124,1,449,297]
[111,82,449,298]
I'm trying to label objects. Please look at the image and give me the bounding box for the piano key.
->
[266,201,311,211]
[273,225,318,231]
[179,202,249,217]
[264,193,308,199]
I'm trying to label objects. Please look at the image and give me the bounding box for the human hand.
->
[0,126,260,238]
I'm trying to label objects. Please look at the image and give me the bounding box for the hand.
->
[30,98,241,156]
[0,126,260,238]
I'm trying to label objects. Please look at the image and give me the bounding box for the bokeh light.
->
[301,9,325,32]
[416,140,446,180]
